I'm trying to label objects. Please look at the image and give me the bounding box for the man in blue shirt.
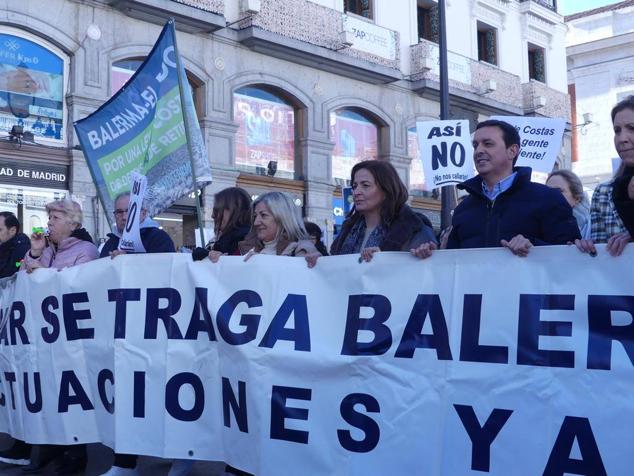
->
[412,119,580,258]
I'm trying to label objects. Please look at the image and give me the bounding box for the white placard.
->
[342,15,397,61]
[416,119,474,189]
[492,116,566,174]
[118,172,147,253]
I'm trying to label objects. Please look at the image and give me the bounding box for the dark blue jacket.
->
[447,167,581,249]
[100,224,175,257]
[0,233,30,278]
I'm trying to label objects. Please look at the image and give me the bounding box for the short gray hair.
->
[46,198,83,226]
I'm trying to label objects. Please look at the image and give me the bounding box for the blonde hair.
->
[46,198,83,226]
[253,192,309,242]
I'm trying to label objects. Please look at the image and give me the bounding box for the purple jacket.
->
[24,235,99,270]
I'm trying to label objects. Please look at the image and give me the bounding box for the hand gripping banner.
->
[1,246,633,475]
[74,21,211,224]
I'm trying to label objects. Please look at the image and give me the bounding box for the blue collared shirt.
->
[481,172,517,201]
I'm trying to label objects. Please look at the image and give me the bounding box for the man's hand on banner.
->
[110,249,127,259]
[501,234,533,257]
[573,238,597,257]
[411,241,437,260]
[360,246,380,262]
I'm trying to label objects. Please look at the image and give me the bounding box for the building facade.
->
[566,0,634,192]
[0,0,570,247]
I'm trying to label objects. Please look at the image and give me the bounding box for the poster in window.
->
[330,111,378,181]
[0,34,64,139]
[408,128,426,192]
[234,93,295,179]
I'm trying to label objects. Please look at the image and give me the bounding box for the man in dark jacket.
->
[100,192,175,258]
[0,211,30,278]
[412,119,580,258]
[0,212,32,467]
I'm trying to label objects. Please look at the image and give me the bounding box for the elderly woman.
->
[23,198,98,272]
[576,95,634,256]
[20,199,98,473]
[238,191,319,258]
[330,160,436,262]
[546,169,591,239]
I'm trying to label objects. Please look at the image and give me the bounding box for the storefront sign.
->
[342,15,397,61]
[425,43,472,86]
[0,159,68,189]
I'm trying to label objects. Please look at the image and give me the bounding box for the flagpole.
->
[170,19,208,248]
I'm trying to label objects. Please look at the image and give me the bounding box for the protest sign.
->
[1,247,633,475]
[492,116,565,174]
[416,120,473,189]
[118,172,147,253]
[74,21,211,226]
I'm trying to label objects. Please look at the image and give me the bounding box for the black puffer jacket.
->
[0,233,30,278]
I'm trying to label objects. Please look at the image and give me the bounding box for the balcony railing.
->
[236,0,400,71]
[410,40,523,110]
[518,0,557,13]
[522,80,570,119]
[171,0,224,15]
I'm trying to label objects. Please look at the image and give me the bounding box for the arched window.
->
[0,30,67,141]
[110,58,204,118]
[233,86,296,179]
[330,108,378,184]
[408,126,428,196]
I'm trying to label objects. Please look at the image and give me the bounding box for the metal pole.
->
[171,19,207,247]
[438,0,457,230]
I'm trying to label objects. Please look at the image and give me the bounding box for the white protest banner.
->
[1,247,633,475]
[492,116,566,174]
[118,172,147,253]
[416,120,473,189]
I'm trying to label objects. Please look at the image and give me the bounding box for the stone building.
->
[566,0,634,192]
[0,0,570,247]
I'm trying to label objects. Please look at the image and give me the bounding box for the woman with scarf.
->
[329,160,436,262]
[576,95,634,256]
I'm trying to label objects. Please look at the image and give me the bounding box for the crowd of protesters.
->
[0,96,633,475]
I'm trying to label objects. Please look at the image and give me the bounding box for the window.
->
[330,108,378,184]
[477,22,497,65]
[111,59,204,118]
[233,86,296,179]
[417,2,438,43]
[528,44,546,82]
[0,31,66,141]
[344,0,373,19]
[408,127,428,196]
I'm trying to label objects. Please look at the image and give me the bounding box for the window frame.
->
[232,85,299,180]
[476,21,498,66]
[0,26,69,145]
[344,0,374,20]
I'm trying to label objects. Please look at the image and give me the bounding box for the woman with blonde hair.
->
[238,191,319,257]
[23,198,99,272]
